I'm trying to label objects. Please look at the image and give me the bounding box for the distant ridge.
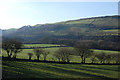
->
[2,15,120,43]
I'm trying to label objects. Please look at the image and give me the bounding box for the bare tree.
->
[111,53,120,64]
[53,53,61,62]
[28,53,33,60]
[2,39,23,58]
[34,48,44,61]
[90,53,97,63]
[95,52,106,64]
[42,50,50,61]
[74,43,93,63]
[105,54,112,64]
[54,48,73,63]
[34,48,50,61]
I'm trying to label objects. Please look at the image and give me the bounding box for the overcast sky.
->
[0,0,118,29]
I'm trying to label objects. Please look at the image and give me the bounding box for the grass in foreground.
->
[2,60,119,79]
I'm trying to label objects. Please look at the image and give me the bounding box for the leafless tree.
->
[42,50,50,61]
[90,53,97,63]
[111,53,120,64]
[95,52,106,64]
[28,53,33,60]
[54,48,73,63]
[53,52,61,62]
[105,54,112,64]
[74,43,93,63]
[2,39,23,58]
[34,48,44,61]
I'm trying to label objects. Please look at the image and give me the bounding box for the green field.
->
[2,60,120,79]
[101,29,119,35]
[93,49,119,54]
[24,44,61,48]
[2,44,120,63]
[102,29,119,33]
[2,44,120,79]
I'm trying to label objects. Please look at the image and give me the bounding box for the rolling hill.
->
[2,15,120,43]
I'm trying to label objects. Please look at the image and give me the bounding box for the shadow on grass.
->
[2,58,119,80]
[2,57,120,65]
[2,63,63,78]
[82,65,119,72]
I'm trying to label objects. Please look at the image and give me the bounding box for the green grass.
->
[2,48,120,63]
[101,29,119,35]
[93,49,120,54]
[24,44,61,48]
[2,44,120,79]
[2,44,120,63]
[2,47,71,61]
[2,60,120,78]
[102,29,119,33]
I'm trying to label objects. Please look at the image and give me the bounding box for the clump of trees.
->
[110,53,120,64]
[34,48,50,61]
[95,52,106,64]
[2,38,23,58]
[90,53,97,63]
[54,48,74,63]
[74,42,93,63]
[42,50,50,61]
[93,52,120,64]
[105,54,112,64]
[34,48,44,61]
[28,53,33,60]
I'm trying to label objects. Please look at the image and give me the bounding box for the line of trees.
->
[53,42,120,64]
[90,52,120,64]
[33,48,50,61]
[54,48,74,63]
[27,48,50,61]
[2,39,120,64]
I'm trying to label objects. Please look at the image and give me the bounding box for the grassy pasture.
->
[102,29,119,33]
[2,60,120,78]
[93,49,119,54]
[2,44,120,63]
[2,44,120,79]
[24,44,61,48]
[101,29,119,35]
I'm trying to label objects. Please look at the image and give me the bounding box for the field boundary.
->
[22,45,70,49]
[2,57,120,65]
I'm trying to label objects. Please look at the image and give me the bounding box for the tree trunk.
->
[13,53,17,59]
[9,51,13,58]
[58,58,60,62]
[37,56,39,61]
[83,57,86,63]
[44,57,46,61]
[67,58,70,63]
[29,56,31,60]
[81,57,84,63]
[7,51,10,58]
[100,61,102,64]
[116,60,118,64]
[13,55,16,59]
[91,60,93,63]
[103,60,105,64]
[62,58,65,62]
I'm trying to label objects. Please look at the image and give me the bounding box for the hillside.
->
[2,15,120,43]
